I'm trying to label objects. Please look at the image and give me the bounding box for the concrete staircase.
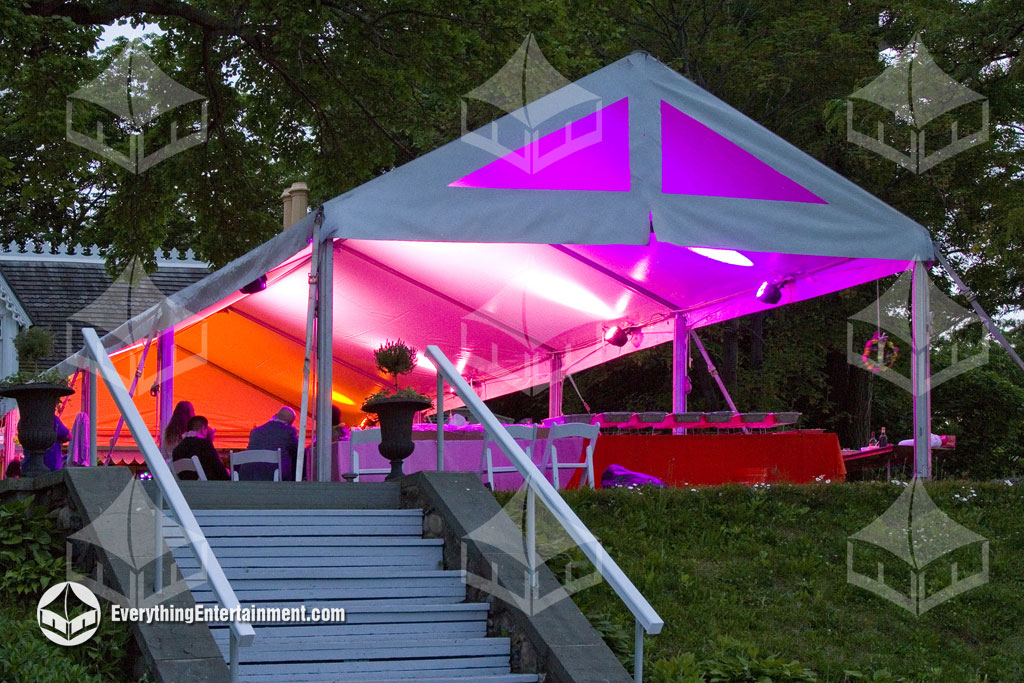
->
[162,505,536,682]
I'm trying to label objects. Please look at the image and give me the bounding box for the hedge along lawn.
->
[498,482,1024,681]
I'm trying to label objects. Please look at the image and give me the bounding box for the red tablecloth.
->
[577,431,846,488]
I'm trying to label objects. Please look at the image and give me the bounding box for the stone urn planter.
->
[0,383,75,477]
[361,396,431,480]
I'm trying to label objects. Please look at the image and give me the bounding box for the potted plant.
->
[361,340,431,480]
[0,327,73,477]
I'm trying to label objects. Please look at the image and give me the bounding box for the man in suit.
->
[246,407,299,481]
[172,416,230,480]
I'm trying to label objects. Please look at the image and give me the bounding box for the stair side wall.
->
[401,471,633,683]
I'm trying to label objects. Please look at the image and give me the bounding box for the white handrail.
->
[425,346,663,635]
[82,329,256,659]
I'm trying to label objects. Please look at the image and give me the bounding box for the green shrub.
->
[0,497,64,599]
[13,326,53,373]
[0,497,136,681]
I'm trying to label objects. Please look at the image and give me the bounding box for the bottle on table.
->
[868,431,878,448]
[877,427,888,447]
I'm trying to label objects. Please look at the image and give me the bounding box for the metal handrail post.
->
[230,629,239,683]
[436,372,444,470]
[526,484,537,591]
[154,489,164,593]
[634,619,644,683]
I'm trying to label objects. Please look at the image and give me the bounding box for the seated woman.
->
[172,415,230,480]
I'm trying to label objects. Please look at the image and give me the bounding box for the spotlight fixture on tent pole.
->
[756,275,795,305]
[604,324,642,348]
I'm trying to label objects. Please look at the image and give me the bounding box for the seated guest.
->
[331,405,350,441]
[246,407,298,481]
[172,416,230,481]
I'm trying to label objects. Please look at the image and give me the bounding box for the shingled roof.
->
[0,249,209,370]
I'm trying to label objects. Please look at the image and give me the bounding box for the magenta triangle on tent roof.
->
[449,97,630,192]
[660,101,826,204]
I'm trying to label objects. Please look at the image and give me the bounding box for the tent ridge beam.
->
[227,307,388,388]
[343,245,558,353]
[551,245,683,311]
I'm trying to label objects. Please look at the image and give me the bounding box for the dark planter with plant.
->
[361,340,431,480]
[0,327,73,477]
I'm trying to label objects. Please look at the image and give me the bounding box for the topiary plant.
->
[13,327,52,375]
[374,339,417,391]
[367,340,429,403]
[1,327,68,387]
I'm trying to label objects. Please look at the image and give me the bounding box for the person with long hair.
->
[161,401,195,461]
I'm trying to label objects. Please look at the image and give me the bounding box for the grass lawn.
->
[502,481,1023,681]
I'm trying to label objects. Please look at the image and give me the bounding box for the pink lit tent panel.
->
[60,52,934,439]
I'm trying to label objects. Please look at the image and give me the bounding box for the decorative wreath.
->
[862,332,899,372]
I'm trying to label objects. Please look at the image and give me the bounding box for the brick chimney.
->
[281,181,309,229]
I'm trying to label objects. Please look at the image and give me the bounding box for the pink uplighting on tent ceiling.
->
[660,101,827,204]
[449,98,630,191]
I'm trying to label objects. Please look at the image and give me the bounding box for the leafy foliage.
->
[0,497,135,681]
[13,327,53,373]
[374,339,418,387]
[0,497,64,599]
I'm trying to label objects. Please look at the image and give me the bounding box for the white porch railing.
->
[426,345,663,682]
[82,328,255,682]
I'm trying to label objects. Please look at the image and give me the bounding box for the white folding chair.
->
[481,424,537,489]
[172,455,208,481]
[229,449,281,481]
[349,428,390,482]
[541,423,599,489]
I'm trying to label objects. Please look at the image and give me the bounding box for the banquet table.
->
[565,430,846,487]
[330,425,590,491]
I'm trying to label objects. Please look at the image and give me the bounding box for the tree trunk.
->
[722,319,740,390]
[749,312,764,370]
[825,349,872,448]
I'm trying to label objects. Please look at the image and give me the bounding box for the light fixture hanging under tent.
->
[604,324,643,348]
[756,275,796,305]
[756,280,783,304]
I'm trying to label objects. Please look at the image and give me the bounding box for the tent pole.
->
[689,330,749,434]
[88,361,97,467]
[105,336,153,465]
[672,313,689,434]
[295,208,324,481]
[315,237,334,482]
[934,249,1024,374]
[548,353,564,419]
[156,328,174,459]
[911,260,932,479]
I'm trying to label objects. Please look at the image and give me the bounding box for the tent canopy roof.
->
[64,52,934,430]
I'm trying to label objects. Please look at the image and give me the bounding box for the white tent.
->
[62,52,937,477]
